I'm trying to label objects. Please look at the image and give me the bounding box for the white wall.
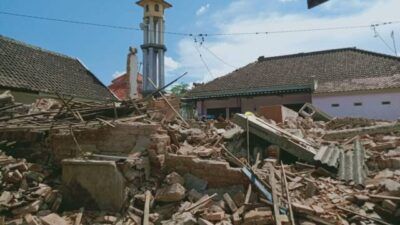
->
[312,91,400,120]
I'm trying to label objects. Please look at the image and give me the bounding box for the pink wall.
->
[312,90,400,120]
[196,93,311,117]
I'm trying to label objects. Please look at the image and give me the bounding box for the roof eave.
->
[185,85,312,101]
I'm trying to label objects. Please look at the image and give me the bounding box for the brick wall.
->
[164,154,248,188]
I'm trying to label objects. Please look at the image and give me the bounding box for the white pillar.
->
[128,48,138,98]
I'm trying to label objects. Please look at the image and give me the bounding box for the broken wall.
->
[165,154,248,188]
[50,122,162,162]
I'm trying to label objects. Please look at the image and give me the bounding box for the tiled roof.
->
[187,48,400,100]
[315,74,400,93]
[0,35,115,101]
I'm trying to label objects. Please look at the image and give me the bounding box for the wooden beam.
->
[269,163,282,225]
[281,162,295,225]
[143,191,151,225]
[74,207,84,225]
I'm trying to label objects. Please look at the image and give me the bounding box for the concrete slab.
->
[62,159,126,211]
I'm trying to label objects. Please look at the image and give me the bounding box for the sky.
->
[1,0,400,87]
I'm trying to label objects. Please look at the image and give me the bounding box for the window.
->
[382,101,391,105]
[155,4,160,12]
[331,103,340,107]
[146,5,149,12]
[354,102,362,106]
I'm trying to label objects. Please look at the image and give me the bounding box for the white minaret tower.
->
[136,0,172,95]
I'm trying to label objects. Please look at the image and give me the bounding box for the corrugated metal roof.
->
[314,140,368,185]
[338,139,368,185]
[314,144,342,168]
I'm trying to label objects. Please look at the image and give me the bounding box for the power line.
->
[193,42,214,80]
[372,25,396,54]
[391,31,398,56]
[0,11,189,36]
[201,44,237,70]
[1,10,400,38]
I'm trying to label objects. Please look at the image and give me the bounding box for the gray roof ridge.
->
[256,47,400,63]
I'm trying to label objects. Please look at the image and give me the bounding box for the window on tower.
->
[146,5,149,12]
[155,4,160,12]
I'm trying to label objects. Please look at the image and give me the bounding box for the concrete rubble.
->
[0,90,400,225]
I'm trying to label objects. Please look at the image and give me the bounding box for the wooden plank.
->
[223,193,238,213]
[281,162,295,225]
[269,164,282,225]
[143,191,151,225]
[245,184,252,205]
[74,208,84,225]
[184,193,217,212]
[369,194,400,202]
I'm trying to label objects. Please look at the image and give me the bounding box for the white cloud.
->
[112,71,125,79]
[174,0,400,83]
[196,4,210,16]
[165,56,181,72]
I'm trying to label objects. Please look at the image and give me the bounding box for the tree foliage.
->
[170,83,189,97]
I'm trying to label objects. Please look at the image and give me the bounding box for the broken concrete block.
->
[0,191,12,205]
[62,159,126,211]
[165,172,184,185]
[40,213,68,225]
[380,179,400,194]
[374,169,394,179]
[155,183,186,202]
[223,126,243,140]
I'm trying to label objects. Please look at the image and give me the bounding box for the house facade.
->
[186,48,400,120]
[0,35,114,103]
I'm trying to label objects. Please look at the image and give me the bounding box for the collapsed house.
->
[0,90,399,225]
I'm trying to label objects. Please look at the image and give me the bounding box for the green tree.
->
[170,83,189,97]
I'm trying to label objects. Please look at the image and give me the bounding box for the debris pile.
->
[1,91,400,225]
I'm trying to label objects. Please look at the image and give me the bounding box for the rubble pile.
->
[0,151,63,225]
[1,91,400,225]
